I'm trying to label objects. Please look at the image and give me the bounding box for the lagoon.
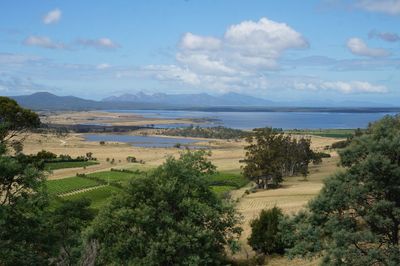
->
[84,134,205,148]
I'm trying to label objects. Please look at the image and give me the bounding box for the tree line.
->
[159,125,250,139]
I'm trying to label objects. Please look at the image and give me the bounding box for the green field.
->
[210,185,236,196]
[205,172,248,188]
[49,170,248,209]
[45,161,99,171]
[62,185,120,209]
[86,170,139,185]
[47,176,102,195]
[286,129,355,138]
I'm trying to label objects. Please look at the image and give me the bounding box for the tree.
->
[288,115,400,265]
[51,198,95,265]
[242,128,285,188]
[0,98,53,265]
[85,150,242,265]
[36,150,57,161]
[242,128,316,188]
[248,206,289,255]
[0,97,40,144]
[0,98,94,265]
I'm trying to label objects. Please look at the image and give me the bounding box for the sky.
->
[0,0,399,104]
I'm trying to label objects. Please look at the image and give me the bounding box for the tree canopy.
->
[86,150,242,265]
[287,115,400,265]
[0,97,40,144]
[0,98,94,265]
[248,206,289,256]
[242,128,317,188]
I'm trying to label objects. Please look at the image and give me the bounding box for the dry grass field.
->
[230,155,341,264]
[40,111,197,126]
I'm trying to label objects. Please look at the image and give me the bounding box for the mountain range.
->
[8,91,397,111]
[102,92,273,106]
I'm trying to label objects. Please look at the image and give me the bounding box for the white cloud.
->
[23,36,66,49]
[77,38,120,49]
[224,18,308,58]
[140,18,387,95]
[176,17,308,75]
[141,65,200,85]
[180,33,221,50]
[294,80,388,94]
[43,9,62,24]
[176,53,236,75]
[347,38,390,57]
[96,63,111,70]
[355,0,400,15]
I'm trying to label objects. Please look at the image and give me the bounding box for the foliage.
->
[0,99,93,265]
[36,150,57,160]
[85,150,242,265]
[242,128,316,188]
[330,139,351,149]
[287,115,400,265]
[50,198,95,265]
[160,125,249,139]
[0,97,40,143]
[248,206,290,255]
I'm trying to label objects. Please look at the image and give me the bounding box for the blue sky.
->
[0,0,399,104]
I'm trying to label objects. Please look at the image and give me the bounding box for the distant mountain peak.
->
[101,91,273,107]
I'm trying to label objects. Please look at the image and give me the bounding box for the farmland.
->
[47,169,249,208]
[45,160,99,170]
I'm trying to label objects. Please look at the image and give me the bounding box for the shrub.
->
[248,206,288,255]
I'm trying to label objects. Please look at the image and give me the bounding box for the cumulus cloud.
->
[76,38,120,49]
[369,30,400,42]
[23,36,67,49]
[140,18,387,95]
[176,18,308,74]
[141,65,200,85]
[355,0,400,15]
[347,38,390,57]
[180,33,221,50]
[224,18,308,57]
[43,9,62,24]
[294,80,388,94]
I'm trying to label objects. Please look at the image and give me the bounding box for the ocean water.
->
[108,110,398,130]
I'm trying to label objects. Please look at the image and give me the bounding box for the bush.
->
[331,139,351,149]
[248,206,288,255]
[36,150,57,160]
